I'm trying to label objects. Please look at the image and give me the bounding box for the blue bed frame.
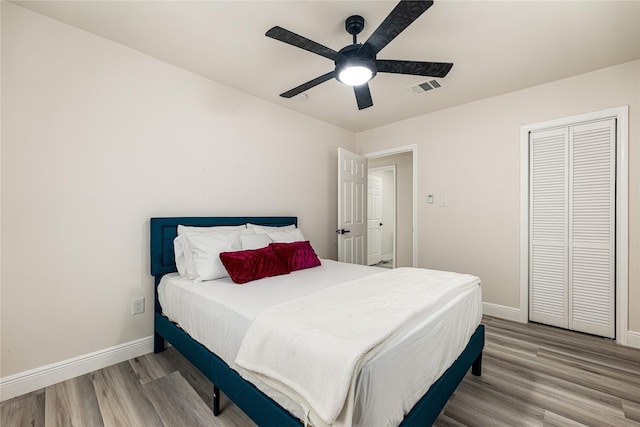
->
[151,216,484,426]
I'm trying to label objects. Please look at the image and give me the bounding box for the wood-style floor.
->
[2,316,639,426]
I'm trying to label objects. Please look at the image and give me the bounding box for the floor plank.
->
[623,400,640,423]
[0,390,45,427]
[91,362,163,427]
[542,410,588,427]
[143,371,213,427]
[44,374,103,427]
[128,352,175,385]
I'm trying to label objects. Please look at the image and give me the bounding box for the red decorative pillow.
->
[219,246,290,284]
[270,241,321,271]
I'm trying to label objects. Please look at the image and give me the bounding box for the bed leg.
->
[213,385,221,416]
[154,332,165,354]
[472,352,482,376]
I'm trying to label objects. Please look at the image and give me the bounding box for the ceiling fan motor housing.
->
[335,44,377,84]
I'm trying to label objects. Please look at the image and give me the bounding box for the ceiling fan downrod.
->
[345,15,365,45]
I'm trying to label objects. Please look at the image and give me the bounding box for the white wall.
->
[357,60,640,334]
[0,3,355,378]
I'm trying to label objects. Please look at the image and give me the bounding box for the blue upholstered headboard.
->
[150,216,297,277]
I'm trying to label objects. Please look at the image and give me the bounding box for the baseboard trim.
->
[3,326,636,402]
[483,302,523,323]
[482,302,640,349]
[627,330,640,349]
[0,335,154,402]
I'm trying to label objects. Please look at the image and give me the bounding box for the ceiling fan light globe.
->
[338,65,373,86]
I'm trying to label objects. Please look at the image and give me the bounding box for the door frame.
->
[519,106,628,345]
[364,144,417,267]
[368,165,397,267]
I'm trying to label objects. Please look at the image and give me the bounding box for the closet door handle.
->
[336,229,351,234]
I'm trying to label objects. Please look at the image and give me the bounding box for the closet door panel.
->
[530,245,567,324]
[529,128,568,328]
[569,120,615,338]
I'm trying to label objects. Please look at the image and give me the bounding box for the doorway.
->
[365,146,416,268]
[368,166,396,267]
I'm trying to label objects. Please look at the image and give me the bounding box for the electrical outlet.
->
[132,297,145,315]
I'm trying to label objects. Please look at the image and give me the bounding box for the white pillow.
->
[174,231,241,281]
[247,223,296,234]
[240,233,273,250]
[177,224,246,236]
[174,234,190,278]
[265,228,306,243]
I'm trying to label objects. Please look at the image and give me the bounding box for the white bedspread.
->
[158,260,482,426]
[234,267,481,427]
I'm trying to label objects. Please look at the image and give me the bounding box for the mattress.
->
[158,259,482,426]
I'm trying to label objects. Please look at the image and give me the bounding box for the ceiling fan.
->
[266,0,453,110]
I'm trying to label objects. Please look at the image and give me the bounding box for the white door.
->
[367,174,383,265]
[568,120,615,338]
[529,127,569,329]
[529,119,615,338]
[337,148,367,264]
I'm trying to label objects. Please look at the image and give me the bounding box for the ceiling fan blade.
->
[376,60,453,77]
[353,83,373,110]
[361,0,434,56]
[266,26,344,62]
[280,71,336,98]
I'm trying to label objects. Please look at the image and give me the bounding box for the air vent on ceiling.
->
[407,79,443,94]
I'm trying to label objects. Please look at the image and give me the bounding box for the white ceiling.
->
[13,1,640,132]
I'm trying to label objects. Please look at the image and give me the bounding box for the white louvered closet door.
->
[530,128,569,329]
[569,120,615,338]
[529,119,615,338]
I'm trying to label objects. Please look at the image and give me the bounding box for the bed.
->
[151,216,484,426]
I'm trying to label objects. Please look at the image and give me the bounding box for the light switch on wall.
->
[427,193,434,204]
[440,195,448,207]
